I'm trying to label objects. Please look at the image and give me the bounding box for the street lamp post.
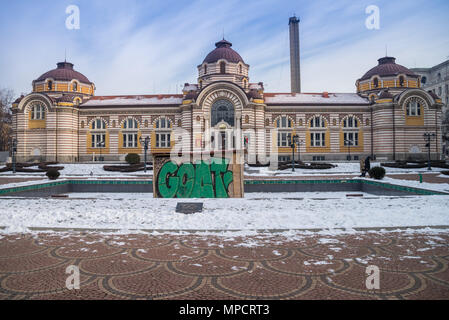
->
[139,136,151,173]
[344,139,353,161]
[423,132,436,171]
[290,134,299,172]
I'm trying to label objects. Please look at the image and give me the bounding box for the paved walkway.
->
[1,230,448,300]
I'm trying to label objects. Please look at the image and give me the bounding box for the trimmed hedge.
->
[279,162,336,171]
[46,168,60,180]
[125,153,140,164]
[369,166,386,180]
[103,163,152,172]
[381,161,449,169]
[0,162,64,173]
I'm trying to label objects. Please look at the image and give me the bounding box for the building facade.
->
[411,60,449,110]
[12,40,444,163]
[411,60,448,156]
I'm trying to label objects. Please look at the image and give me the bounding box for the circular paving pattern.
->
[0,230,448,299]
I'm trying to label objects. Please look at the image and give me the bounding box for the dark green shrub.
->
[368,166,386,180]
[125,153,140,164]
[46,168,60,180]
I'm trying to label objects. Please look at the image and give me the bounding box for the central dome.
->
[35,62,92,84]
[203,39,244,64]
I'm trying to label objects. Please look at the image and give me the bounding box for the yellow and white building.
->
[12,41,444,163]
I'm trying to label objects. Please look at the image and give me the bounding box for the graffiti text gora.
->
[157,158,233,198]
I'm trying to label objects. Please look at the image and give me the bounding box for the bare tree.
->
[0,88,14,151]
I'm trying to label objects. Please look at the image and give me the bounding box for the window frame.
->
[310,132,326,147]
[30,103,45,120]
[343,132,359,146]
[155,132,171,148]
[406,101,421,116]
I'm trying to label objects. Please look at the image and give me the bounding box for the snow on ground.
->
[0,162,445,177]
[371,177,449,193]
[1,192,448,233]
[0,164,152,177]
[244,162,446,176]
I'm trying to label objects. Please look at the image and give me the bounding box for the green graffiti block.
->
[223,171,233,191]
[191,161,214,198]
[176,163,195,198]
[157,161,179,198]
[211,157,232,198]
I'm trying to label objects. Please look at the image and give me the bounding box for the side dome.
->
[356,57,420,94]
[359,57,416,81]
[203,39,244,64]
[35,62,92,84]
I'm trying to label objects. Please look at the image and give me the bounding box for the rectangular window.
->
[123,133,138,148]
[277,132,291,147]
[156,133,171,148]
[407,101,421,116]
[311,132,325,147]
[344,132,359,146]
[92,134,105,148]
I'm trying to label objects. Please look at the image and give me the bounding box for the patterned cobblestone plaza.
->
[1,230,448,300]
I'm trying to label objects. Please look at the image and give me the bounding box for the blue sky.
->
[1,0,448,97]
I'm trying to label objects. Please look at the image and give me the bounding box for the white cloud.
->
[0,0,448,97]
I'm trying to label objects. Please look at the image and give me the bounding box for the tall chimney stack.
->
[289,16,301,93]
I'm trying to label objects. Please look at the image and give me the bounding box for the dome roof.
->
[359,57,417,81]
[203,39,244,64]
[35,62,92,84]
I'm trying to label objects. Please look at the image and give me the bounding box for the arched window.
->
[399,76,405,87]
[123,118,138,129]
[373,78,379,88]
[91,118,107,148]
[155,117,171,148]
[204,64,207,74]
[47,80,53,91]
[310,116,325,128]
[72,82,78,92]
[343,116,358,128]
[199,80,203,89]
[155,117,171,129]
[220,61,226,74]
[243,80,247,89]
[30,102,46,120]
[276,116,293,128]
[211,99,234,127]
[239,65,242,74]
[92,118,106,130]
[421,76,427,84]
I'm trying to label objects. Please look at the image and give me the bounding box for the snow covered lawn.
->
[1,192,448,233]
[0,164,153,177]
[1,162,446,177]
